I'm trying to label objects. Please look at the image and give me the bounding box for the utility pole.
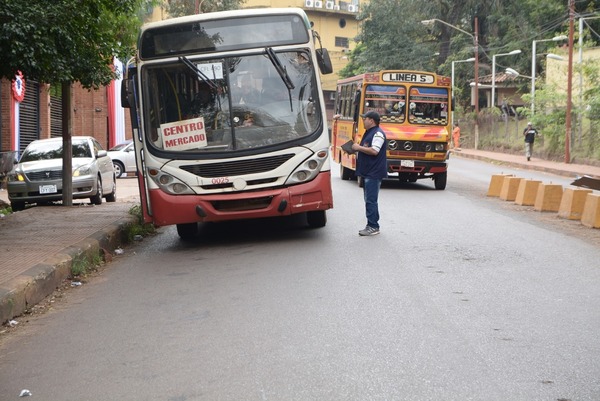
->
[474,17,480,149]
[565,0,575,163]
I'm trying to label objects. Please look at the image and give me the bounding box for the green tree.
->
[0,0,146,205]
[165,0,246,17]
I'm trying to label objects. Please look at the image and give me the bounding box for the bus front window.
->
[141,50,321,153]
[364,85,406,123]
[407,87,449,125]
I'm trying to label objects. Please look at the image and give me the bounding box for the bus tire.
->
[434,172,447,190]
[177,222,199,240]
[357,176,364,188]
[340,163,354,181]
[307,210,327,228]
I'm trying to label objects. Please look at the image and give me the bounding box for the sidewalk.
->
[0,193,138,324]
[452,148,600,179]
[1,148,600,324]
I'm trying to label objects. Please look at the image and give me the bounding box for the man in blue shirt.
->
[352,111,387,236]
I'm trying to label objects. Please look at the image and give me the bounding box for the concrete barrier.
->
[499,176,523,201]
[487,174,514,197]
[558,187,593,220]
[515,179,542,206]
[581,193,600,228]
[534,183,563,212]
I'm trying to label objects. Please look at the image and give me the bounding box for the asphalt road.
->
[1,158,599,401]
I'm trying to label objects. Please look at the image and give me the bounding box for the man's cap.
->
[360,111,380,124]
[527,122,532,125]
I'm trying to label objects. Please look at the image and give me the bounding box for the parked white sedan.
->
[7,136,117,211]
[107,140,136,178]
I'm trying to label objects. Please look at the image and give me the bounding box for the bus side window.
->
[352,89,360,122]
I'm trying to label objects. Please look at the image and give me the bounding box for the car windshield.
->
[20,141,92,162]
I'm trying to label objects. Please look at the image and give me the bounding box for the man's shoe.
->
[527,156,530,161]
[359,226,380,236]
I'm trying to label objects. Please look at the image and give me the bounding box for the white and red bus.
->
[332,70,451,190]
[122,8,334,239]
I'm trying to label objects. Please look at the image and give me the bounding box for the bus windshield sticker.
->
[160,117,208,151]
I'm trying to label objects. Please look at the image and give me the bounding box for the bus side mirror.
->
[316,48,333,75]
[121,79,133,109]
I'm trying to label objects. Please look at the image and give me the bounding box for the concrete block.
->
[581,193,600,228]
[558,187,593,220]
[515,180,542,206]
[534,183,563,212]
[499,177,523,201]
[487,174,514,197]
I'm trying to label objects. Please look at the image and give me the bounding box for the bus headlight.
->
[285,148,329,185]
[435,143,446,151]
[147,168,195,195]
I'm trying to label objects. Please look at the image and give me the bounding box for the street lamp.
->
[491,49,521,108]
[421,17,480,149]
[531,35,567,114]
[451,58,475,127]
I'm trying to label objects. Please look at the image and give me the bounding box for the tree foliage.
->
[165,0,246,18]
[346,0,600,84]
[0,0,146,88]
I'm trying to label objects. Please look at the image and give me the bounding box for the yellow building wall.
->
[243,0,362,92]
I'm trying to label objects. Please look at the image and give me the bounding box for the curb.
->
[0,217,135,324]
[452,151,584,179]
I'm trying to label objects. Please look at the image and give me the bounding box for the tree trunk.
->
[61,82,73,207]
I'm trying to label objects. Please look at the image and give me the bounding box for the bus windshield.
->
[141,50,321,153]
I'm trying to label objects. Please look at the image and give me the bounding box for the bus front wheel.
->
[177,222,199,240]
[307,210,327,228]
[434,172,447,190]
[340,162,354,181]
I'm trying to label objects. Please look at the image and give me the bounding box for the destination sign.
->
[382,72,434,84]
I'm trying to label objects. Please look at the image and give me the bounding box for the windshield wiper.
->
[179,56,218,91]
[265,47,295,111]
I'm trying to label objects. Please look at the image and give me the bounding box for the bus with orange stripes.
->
[332,70,451,190]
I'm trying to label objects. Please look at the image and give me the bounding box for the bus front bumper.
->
[147,171,333,226]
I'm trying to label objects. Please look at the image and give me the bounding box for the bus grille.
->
[179,154,295,178]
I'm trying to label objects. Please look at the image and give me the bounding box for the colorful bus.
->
[332,70,451,190]
[122,8,334,239]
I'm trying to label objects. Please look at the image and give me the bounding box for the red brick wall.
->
[1,79,132,151]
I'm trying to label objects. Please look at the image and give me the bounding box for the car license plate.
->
[39,184,57,194]
[400,160,414,168]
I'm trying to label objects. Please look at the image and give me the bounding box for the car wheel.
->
[113,161,125,178]
[11,201,25,211]
[90,177,103,205]
[105,176,117,202]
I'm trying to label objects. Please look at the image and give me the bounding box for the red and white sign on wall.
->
[12,71,26,102]
[160,117,208,151]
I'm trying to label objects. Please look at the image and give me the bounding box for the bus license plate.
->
[39,184,57,194]
[400,160,414,168]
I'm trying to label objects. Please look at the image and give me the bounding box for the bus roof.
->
[140,7,311,32]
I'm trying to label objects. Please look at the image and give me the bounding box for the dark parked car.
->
[7,136,117,211]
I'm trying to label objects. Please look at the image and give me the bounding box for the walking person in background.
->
[351,111,387,236]
[452,122,461,150]
[523,122,538,161]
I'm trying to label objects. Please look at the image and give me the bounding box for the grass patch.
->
[71,251,103,278]
[125,204,156,242]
